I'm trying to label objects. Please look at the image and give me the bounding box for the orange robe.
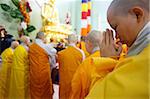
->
[70,51,100,99]
[58,46,83,99]
[29,43,53,99]
[0,48,13,99]
[70,51,118,99]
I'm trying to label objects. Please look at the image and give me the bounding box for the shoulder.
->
[15,45,26,53]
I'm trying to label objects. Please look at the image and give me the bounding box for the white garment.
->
[35,39,57,70]
[69,43,85,61]
[92,46,100,54]
[127,21,150,56]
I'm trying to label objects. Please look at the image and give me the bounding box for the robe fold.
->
[58,46,83,99]
[86,44,150,99]
[29,43,53,99]
[0,48,13,99]
[70,51,118,99]
[9,45,29,99]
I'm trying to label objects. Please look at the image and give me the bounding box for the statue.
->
[41,0,59,28]
[65,12,71,25]
[41,0,73,41]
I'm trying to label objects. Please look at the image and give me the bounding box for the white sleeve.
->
[80,49,86,61]
[45,44,57,56]
[74,46,86,61]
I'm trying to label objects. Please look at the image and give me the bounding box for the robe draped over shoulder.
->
[0,48,13,99]
[58,46,83,99]
[29,43,53,99]
[9,45,29,99]
[86,44,150,99]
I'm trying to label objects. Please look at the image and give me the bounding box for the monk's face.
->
[107,7,145,47]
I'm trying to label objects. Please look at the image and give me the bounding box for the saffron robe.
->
[70,51,100,99]
[70,51,118,99]
[58,46,84,99]
[8,45,29,99]
[29,43,53,99]
[86,44,150,99]
[0,48,13,99]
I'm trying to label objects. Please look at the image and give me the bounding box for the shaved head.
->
[86,30,102,48]
[109,0,149,16]
[85,30,102,54]
[68,34,78,44]
[107,0,150,47]
[36,32,45,41]
[11,41,19,49]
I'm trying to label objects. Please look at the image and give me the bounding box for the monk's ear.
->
[129,7,144,23]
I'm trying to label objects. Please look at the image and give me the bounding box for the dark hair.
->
[0,28,7,33]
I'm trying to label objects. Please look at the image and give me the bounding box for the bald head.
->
[86,30,102,48]
[107,0,150,47]
[68,34,78,44]
[109,0,149,16]
[36,32,45,41]
[11,41,19,49]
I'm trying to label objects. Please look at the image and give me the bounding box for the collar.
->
[92,46,100,54]
[68,43,76,47]
[127,21,150,56]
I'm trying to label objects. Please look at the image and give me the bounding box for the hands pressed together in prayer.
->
[100,29,122,58]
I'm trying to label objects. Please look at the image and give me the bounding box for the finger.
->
[105,29,109,45]
[99,31,103,45]
[110,30,114,44]
[101,31,106,47]
[107,29,111,44]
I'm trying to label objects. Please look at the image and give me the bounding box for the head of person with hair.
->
[0,28,7,38]
[10,41,19,49]
[85,30,102,54]
[20,36,30,46]
[68,34,78,44]
[107,0,150,47]
[36,32,45,41]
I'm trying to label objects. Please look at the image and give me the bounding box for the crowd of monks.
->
[0,0,149,99]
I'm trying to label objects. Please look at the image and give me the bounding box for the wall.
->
[0,0,20,38]
[0,0,112,38]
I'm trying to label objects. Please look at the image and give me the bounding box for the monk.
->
[79,36,90,57]
[70,30,102,99]
[29,32,54,99]
[0,41,19,99]
[9,36,30,99]
[86,0,150,99]
[58,34,85,99]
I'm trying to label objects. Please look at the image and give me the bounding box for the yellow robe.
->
[0,48,13,99]
[58,46,83,99]
[70,51,118,99]
[9,45,29,99]
[29,43,53,99]
[86,45,150,99]
[70,51,100,99]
